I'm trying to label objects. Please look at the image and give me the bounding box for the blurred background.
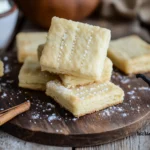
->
[0,0,150,51]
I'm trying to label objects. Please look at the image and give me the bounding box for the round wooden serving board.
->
[0,52,150,147]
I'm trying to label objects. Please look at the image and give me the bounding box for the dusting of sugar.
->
[121,77,130,84]
[3,56,8,61]
[122,113,128,117]
[4,64,11,73]
[1,92,7,98]
[47,103,55,108]
[31,113,40,120]
[72,118,78,121]
[6,80,14,83]
[48,113,61,122]
[138,87,150,91]
[127,90,135,95]
[101,109,111,117]
[114,106,124,112]
[101,106,127,118]
[131,95,136,99]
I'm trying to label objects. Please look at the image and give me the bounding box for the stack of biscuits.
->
[18,17,124,117]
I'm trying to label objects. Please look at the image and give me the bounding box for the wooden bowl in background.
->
[14,0,100,29]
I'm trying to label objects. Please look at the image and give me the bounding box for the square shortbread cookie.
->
[0,60,4,77]
[16,32,47,63]
[40,17,111,80]
[46,80,124,117]
[108,35,150,74]
[60,57,112,88]
[38,45,112,87]
[19,57,58,91]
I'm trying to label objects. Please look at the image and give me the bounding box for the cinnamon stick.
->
[0,102,29,114]
[0,101,31,126]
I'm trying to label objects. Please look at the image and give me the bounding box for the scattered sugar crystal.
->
[138,87,150,91]
[1,83,6,86]
[31,113,40,120]
[131,95,136,99]
[48,113,61,122]
[116,107,124,112]
[122,113,128,117]
[47,103,55,108]
[46,108,51,111]
[6,80,14,83]
[102,109,110,117]
[3,56,8,61]
[121,78,130,84]
[127,90,135,95]
[1,92,7,98]
[72,118,77,121]
[4,64,11,73]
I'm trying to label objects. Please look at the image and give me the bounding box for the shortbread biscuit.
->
[60,57,112,88]
[0,60,4,77]
[40,17,111,80]
[16,32,47,63]
[19,57,58,91]
[108,35,150,74]
[46,80,124,117]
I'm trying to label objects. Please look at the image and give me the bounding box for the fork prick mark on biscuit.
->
[74,82,109,100]
[57,31,67,64]
[81,30,93,67]
[69,25,79,62]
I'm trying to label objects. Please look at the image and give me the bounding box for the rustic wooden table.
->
[0,17,150,150]
[0,124,149,150]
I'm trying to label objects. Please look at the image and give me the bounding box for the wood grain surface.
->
[0,124,149,150]
[77,125,150,150]
[0,19,150,148]
[0,131,71,150]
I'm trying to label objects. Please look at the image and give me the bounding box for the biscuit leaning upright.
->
[40,17,111,80]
